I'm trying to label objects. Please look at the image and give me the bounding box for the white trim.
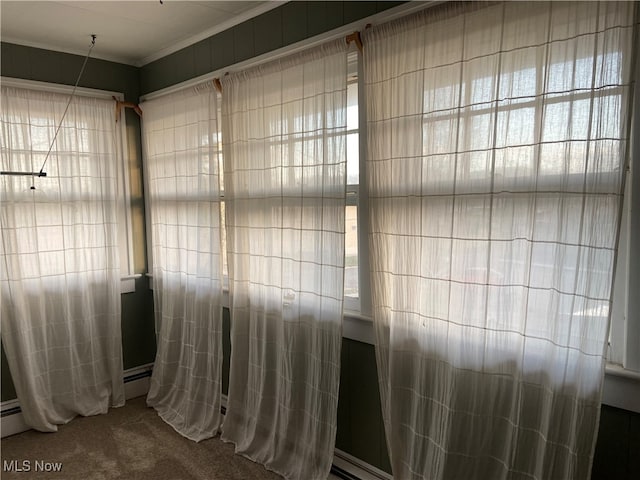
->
[140,1,441,102]
[609,172,631,365]
[333,449,393,480]
[344,312,375,345]
[0,406,30,439]
[605,363,640,382]
[0,76,122,100]
[344,296,360,313]
[123,363,153,401]
[124,362,154,376]
[1,399,21,411]
[1,363,153,438]
[120,274,142,294]
[602,366,640,414]
[136,1,287,67]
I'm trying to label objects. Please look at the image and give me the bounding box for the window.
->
[345,78,359,304]
[344,53,373,314]
[0,81,134,290]
[141,84,224,297]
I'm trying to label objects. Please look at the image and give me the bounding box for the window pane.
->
[347,82,358,130]
[221,200,228,278]
[347,81,359,185]
[345,205,358,298]
[347,133,359,184]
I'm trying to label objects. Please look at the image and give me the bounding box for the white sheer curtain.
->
[221,40,348,479]
[363,2,636,479]
[1,86,124,432]
[141,82,224,442]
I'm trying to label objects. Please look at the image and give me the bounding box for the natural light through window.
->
[345,79,359,301]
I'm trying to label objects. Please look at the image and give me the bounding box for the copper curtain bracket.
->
[346,31,363,53]
[113,96,142,122]
[213,78,223,94]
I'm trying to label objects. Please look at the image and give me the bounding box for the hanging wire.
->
[37,34,97,177]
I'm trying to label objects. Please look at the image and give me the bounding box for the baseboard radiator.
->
[2,365,392,480]
[0,363,153,439]
[219,394,392,480]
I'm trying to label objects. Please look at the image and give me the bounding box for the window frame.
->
[609,45,640,373]
[344,61,361,312]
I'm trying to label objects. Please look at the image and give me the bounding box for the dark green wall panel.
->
[325,1,348,31]
[592,405,640,480]
[161,47,197,90]
[629,413,640,478]
[210,28,235,75]
[254,8,283,57]
[1,345,17,402]
[344,1,378,24]
[282,2,309,45]
[306,1,332,38]
[139,59,163,96]
[233,19,256,63]
[121,277,157,370]
[1,43,140,103]
[336,337,392,473]
[193,38,212,78]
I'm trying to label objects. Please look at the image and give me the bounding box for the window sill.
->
[141,279,640,411]
[605,363,640,381]
[121,274,142,294]
[602,363,640,413]
[342,312,640,413]
[344,310,375,344]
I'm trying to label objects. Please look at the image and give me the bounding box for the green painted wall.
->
[337,336,391,473]
[1,42,156,402]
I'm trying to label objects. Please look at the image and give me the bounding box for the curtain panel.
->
[363,2,636,479]
[220,39,349,479]
[141,82,224,441]
[1,86,124,432]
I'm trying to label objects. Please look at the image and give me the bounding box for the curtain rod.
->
[1,171,47,177]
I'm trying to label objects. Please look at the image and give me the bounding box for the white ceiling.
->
[0,1,283,66]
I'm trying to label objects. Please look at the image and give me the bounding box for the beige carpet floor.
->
[1,396,285,480]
